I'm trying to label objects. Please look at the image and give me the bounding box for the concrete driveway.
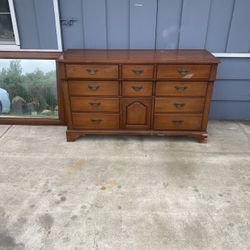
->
[0,121,249,250]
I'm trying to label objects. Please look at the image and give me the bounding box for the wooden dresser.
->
[59,50,219,142]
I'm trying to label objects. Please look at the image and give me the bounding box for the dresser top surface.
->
[59,49,220,64]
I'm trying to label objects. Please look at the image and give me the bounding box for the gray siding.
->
[156,0,182,49]
[58,0,250,120]
[216,58,250,80]
[210,58,250,120]
[226,0,250,52]
[14,0,58,49]
[129,0,157,49]
[205,0,235,52]
[106,0,129,49]
[178,0,211,49]
[59,0,84,49]
[210,101,250,120]
[12,0,250,120]
[82,0,107,49]
[59,0,250,52]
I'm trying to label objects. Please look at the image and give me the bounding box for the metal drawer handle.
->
[89,102,101,107]
[90,119,102,124]
[132,86,143,91]
[174,103,185,109]
[86,69,98,75]
[177,68,189,77]
[88,85,100,91]
[132,69,144,75]
[175,86,188,92]
[172,120,183,125]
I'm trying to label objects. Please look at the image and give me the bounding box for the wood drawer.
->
[154,114,202,130]
[72,113,119,129]
[157,65,211,80]
[122,65,154,79]
[156,82,207,96]
[71,98,119,112]
[68,81,119,96]
[155,98,205,113]
[122,81,152,96]
[66,64,118,79]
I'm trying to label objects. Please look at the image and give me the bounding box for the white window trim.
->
[213,53,250,58]
[53,0,62,51]
[0,44,20,49]
[0,0,62,52]
[8,0,20,46]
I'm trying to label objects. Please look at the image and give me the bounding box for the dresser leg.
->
[193,134,208,143]
[66,131,84,142]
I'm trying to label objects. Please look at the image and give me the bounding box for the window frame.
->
[0,0,64,125]
[0,0,62,52]
[0,0,20,50]
[0,51,65,125]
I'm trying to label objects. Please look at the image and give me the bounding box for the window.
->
[0,0,20,49]
[0,59,58,119]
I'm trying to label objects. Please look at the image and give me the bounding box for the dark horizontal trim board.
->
[0,51,61,59]
[0,118,64,126]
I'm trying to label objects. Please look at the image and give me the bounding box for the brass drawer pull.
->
[132,69,144,75]
[177,68,189,77]
[174,103,185,109]
[175,86,188,92]
[86,69,98,75]
[90,119,102,124]
[172,120,183,125]
[88,85,100,91]
[132,86,143,91]
[89,102,101,107]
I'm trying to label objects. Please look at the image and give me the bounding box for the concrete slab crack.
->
[0,125,12,139]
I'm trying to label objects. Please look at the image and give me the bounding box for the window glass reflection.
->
[0,15,15,43]
[0,0,10,12]
[0,59,58,118]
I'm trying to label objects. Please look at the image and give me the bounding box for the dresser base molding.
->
[66,129,208,143]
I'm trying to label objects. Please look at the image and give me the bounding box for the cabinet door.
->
[121,98,152,129]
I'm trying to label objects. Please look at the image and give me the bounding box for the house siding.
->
[8,0,250,120]
[211,58,250,120]
[59,0,250,53]
[14,0,58,49]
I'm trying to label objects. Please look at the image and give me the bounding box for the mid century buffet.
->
[59,50,219,142]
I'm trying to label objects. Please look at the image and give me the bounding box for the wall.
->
[14,0,58,49]
[59,0,250,52]
[10,0,250,120]
[211,58,250,120]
